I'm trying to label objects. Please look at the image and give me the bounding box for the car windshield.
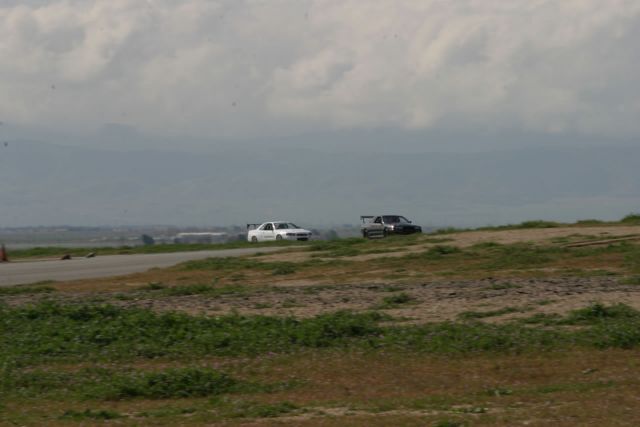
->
[275,222,299,229]
[383,216,410,224]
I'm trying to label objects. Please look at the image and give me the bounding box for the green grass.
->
[0,285,55,296]
[1,366,265,401]
[408,245,462,261]
[458,307,525,320]
[216,400,299,418]
[6,302,640,372]
[478,220,561,231]
[403,240,640,273]
[563,302,640,324]
[94,367,238,399]
[621,275,640,285]
[375,292,416,309]
[575,219,605,225]
[621,213,640,224]
[0,304,388,365]
[156,284,254,297]
[59,409,124,420]
[309,238,366,252]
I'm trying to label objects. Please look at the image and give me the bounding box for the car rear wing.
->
[246,223,261,230]
[360,215,374,223]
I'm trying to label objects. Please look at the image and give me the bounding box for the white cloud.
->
[1,0,639,141]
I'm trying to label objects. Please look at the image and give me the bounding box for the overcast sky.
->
[2,0,640,147]
[1,1,639,228]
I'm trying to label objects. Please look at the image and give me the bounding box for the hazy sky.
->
[1,1,639,228]
[2,0,640,146]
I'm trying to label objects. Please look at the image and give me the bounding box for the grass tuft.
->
[376,293,416,309]
[97,367,237,400]
[59,409,124,420]
[0,286,55,296]
[621,213,640,224]
[458,307,524,320]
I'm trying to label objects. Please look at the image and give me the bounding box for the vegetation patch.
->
[563,302,640,324]
[458,307,525,320]
[213,399,300,418]
[376,292,417,309]
[0,303,388,365]
[169,284,253,297]
[0,285,55,296]
[621,275,640,285]
[6,303,640,370]
[409,245,462,261]
[575,219,605,225]
[3,366,242,400]
[95,367,238,400]
[309,238,366,252]
[621,213,640,224]
[59,409,124,420]
[480,243,563,270]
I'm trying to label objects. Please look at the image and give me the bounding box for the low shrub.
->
[621,213,640,224]
[376,293,416,309]
[458,307,523,320]
[97,368,237,400]
[60,409,123,420]
[0,285,55,296]
[564,303,640,324]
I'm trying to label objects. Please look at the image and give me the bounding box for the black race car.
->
[360,215,422,238]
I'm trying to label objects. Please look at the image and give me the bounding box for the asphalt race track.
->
[0,247,283,287]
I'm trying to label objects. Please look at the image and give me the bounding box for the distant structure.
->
[173,232,228,244]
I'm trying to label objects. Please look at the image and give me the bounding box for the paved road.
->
[0,247,283,287]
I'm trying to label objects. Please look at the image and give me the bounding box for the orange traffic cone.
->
[0,244,8,262]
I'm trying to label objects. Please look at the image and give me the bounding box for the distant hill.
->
[0,140,638,227]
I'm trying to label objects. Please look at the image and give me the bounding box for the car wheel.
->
[251,236,258,242]
[276,234,283,241]
[362,230,368,239]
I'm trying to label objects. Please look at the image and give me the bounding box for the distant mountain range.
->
[0,139,638,227]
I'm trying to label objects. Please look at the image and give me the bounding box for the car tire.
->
[362,230,368,239]
[251,236,258,243]
[276,234,283,241]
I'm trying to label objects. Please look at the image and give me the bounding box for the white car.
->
[247,221,312,242]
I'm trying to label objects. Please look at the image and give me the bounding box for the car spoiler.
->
[360,216,374,223]
[246,223,261,230]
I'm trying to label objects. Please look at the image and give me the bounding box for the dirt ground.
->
[8,224,640,323]
[443,225,640,247]
[8,275,638,324]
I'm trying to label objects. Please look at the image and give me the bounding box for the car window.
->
[383,216,409,223]
[276,223,289,229]
[262,223,273,231]
[374,217,382,224]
